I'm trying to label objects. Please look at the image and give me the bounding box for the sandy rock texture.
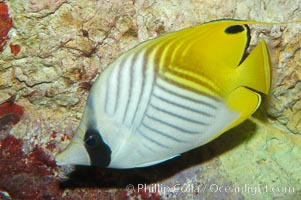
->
[0,0,301,199]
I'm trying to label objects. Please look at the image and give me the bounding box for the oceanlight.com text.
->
[126,183,295,197]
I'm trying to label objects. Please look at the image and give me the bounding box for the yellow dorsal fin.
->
[157,19,272,97]
[172,20,252,70]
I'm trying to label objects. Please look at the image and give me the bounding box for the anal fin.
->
[225,87,261,130]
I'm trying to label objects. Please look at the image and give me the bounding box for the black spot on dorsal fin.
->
[225,25,245,34]
[223,24,251,66]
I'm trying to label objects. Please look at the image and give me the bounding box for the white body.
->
[83,48,239,168]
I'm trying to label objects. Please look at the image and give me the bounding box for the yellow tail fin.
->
[237,40,271,95]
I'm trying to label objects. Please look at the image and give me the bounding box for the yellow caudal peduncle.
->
[235,40,271,95]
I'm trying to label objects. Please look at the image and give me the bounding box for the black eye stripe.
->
[225,25,245,34]
[84,128,111,167]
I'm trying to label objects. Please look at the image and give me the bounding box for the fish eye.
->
[85,135,96,147]
[225,25,245,34]
[84,129,100,148]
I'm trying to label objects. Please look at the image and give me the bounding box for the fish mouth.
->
[55,141,90,166]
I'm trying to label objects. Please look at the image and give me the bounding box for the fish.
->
[55,19,271,169]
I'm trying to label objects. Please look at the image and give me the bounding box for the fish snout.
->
[55,141,90,166]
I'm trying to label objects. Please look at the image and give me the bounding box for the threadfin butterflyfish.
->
[55,19,271,169]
